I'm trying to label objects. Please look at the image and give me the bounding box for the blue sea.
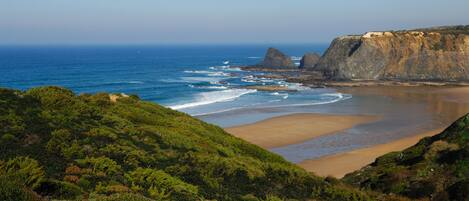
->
[0,44,353,124]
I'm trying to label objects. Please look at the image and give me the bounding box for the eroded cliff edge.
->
[314,26,469,81]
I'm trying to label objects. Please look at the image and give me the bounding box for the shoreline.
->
[222,85,469,179]
[298,128,444,178]
[225,113,380,149]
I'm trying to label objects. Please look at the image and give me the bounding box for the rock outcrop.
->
[314,26,469,81]
[257,47,296,69]
[299,53,321,69]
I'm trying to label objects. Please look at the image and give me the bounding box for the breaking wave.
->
[169,89,257,110]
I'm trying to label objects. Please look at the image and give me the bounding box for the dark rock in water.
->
[314,26,469,81]
[258,47,296,69]
[299,53,321,69]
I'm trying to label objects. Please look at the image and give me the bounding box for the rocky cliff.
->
[299,53,321,69]
[314,26,469,81]
[257,47,296,69]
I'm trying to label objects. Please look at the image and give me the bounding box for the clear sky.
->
[1,0,468,44]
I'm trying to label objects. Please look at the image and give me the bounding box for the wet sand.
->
[225,113,379,149]
[222,86,469,178]
[298,128,444,178]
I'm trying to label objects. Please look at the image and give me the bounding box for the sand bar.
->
[298,128,445,178]
[225,113,379,149]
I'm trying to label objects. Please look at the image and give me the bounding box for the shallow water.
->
[201,86,469,163]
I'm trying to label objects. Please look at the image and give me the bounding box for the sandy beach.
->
[224,86,469,178]
[225,113,380,149]
[298,128,444,178]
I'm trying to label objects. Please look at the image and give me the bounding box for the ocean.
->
[0,44,353,126]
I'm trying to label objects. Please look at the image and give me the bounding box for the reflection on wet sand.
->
[339,86,469,125]
[203,86,469,175]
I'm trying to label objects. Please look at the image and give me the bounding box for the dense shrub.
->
[0,86,382,200]
[0,156,45,189]
[0,175,42,201]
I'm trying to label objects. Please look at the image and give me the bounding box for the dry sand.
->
[298,128,445,178]
[225,113,379,149]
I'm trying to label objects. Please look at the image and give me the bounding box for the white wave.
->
[270,92,289,99]
[183,70,212,74]
[259,78,275,83]
[187,84,227,90]
[184,69,231,77]
[225,67,242,72]
[286,83,310,91]
[241,79,257,83]
[291,56,302,61]
[248,56,261,59]
[260,93,352,108]
[205,86,228,89]
[207,71,230,77]
[169,89,257,110]
[209,65,241,71]
[181,77,223,84]
[241,75,257,83]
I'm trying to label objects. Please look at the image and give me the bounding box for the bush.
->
[76,156,122,177]
[0,156,45,189]
[89,193,154,201]
[125,168,199,201]
[0,175,42,201]
[34,179,83,200]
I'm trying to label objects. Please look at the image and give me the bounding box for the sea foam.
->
[169,89,257,110]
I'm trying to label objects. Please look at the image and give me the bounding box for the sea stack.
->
[258,47,296,69]
[299,53,321,69]
[313,26,469,81]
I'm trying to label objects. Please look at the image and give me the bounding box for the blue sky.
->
[1,0,468,44]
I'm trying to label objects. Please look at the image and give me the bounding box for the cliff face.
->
[299,53,321,69]
[314,28,469,81]
[258,47,296,68]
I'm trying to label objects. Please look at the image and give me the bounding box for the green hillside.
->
[0,86,375,201]
[343,114,469,201]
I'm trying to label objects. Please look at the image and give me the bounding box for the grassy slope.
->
[343,114,469,201]
[0,86,375,201]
